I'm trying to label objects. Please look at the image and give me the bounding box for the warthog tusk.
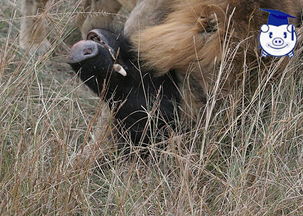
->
[113,64,127,76]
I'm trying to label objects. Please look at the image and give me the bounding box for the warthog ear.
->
[260,24,269,33]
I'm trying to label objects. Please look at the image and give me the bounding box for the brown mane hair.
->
[132,0,302,94]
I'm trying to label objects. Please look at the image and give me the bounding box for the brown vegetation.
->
[19,0,137,54]
[0,0,302,215]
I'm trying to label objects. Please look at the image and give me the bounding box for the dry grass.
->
[0,0,303,215]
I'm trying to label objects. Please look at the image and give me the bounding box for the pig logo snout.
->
[272,37,284,47]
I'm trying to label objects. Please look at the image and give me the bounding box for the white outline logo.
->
[259,9,297,58]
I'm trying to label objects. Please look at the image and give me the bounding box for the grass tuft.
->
[0,1,302,215]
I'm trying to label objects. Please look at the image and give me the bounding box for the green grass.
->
[0,0,302,215]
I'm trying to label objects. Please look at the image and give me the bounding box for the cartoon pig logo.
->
[259,9,297,57]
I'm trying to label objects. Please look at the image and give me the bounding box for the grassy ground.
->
[0,1,303,215]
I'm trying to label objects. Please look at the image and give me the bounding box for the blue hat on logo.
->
[261,9,296,26]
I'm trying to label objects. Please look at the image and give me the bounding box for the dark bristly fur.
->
[69,29,180,152]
